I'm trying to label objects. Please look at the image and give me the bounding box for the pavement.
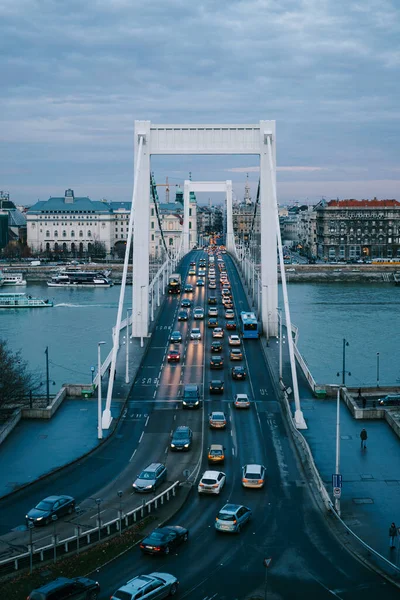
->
[0,310,159,499]
[264,323,400,577]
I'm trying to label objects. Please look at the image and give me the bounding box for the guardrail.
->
[0,481,180,579]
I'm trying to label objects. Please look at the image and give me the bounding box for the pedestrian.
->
[358,388,362,397]
[360,428,367,449]
[389,522,398,549]
[362,396,367,409]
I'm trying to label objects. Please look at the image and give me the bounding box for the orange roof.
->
[327,199,400,207]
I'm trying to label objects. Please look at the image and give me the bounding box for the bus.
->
[240,311,259,339]
[168,273,181,294]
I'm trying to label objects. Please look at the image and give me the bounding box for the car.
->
[230,348,243,360]
[222,299,233,309]
[167,350,181,363]
[209,411,227,428]
[140,525,189,555]
[229,334,241,346]
[208,296,217,305]
[184,284,193,293]
[212,327,224,338]
[242,464,266,488]
[181,299,192,308]
[209,282,217,289]
[211,340,222,352]
[222,288,231,296]
[190,261,196,266]
[132,463,167,492]
[198,470,226,495]
[225,309,235,319]
[188,268,196,276]
[226,320,237,331]
[210,355,224,369]
[379,394,400,406]
[28,577,100,600]
[170,331,182,343]
[26,495,76,526]
[214,503,252,534]
[232,366,247,381]
[208,443,225,464]
[190,328,201,340]
[233,393,250,408]
[208,307,218,317]
[170,426,193,451]
[178,310,188,321]
[196,279,205,286]
[193,307,205,319]
[182,384,200,409]
[111,572,179,600]
[209,379,224,394]
[208,317,218,328]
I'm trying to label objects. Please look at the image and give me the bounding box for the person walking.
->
[362,396,367,409]
[389,522,398,549]
[360,428,367,449]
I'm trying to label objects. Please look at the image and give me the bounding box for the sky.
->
[1,0,400,206]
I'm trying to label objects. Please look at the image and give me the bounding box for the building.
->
[197,204,223,236]
[315,199,400,261]
[0,191,27,250]
[27,189,114,255]
[232,203,260,244]
[298,206,317,258]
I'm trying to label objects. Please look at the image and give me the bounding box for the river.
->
[0,281,399,391]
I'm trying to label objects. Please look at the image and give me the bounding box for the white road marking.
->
[139,431,144,443]
[129,448,137,462]
[89,509,107,519]
[145,416,149,427]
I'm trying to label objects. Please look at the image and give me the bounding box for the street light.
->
[95,498,102,541]
[376,352,380,388]
[52,514,58,564]
[90,366,95,385]
[277,308,283,381]
[97,342,106,440]
[75,505,82,554]
[117,490,123,536]
[336,338,351,386]
[28,521,34,573]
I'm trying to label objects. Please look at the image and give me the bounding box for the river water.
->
[0,281,399,391]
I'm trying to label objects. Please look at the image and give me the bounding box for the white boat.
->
[47,269,113,288]
[0,292,53,308]
[0,272,27,286]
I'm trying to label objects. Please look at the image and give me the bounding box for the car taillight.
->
[242,478,248,483]
[199,482,204,486]
[154,546,161,551]
[257,480,263,484]
[212,484,218,488]
[233,519,237,524]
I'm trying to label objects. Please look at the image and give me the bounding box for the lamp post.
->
[376,352,380,388]
[95,498,102,541]
[334,386,341,516]
[75,505,81,554]
[97,341,105,440]
[28,521,34,574]
[52,514,58,564]
[90,366,95,385]
[337,339,351,386]
[125,308,132,384]
[45,346,50,405]
[117,490,123,535]
[278,308,283,381]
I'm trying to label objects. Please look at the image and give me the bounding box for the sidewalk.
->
[0,331,150,499]
[264,329,400,574]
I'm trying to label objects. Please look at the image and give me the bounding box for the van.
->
[182,384,200,409]
[30,260,41,266]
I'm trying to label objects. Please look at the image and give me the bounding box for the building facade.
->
[197,205,223,236]
[315,199,400,260]
[0,192,27,249]
[232,203,260,244]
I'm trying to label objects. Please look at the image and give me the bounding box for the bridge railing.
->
[0,481,180,578]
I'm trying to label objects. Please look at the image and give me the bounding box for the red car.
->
[167,350,181,363]
[226,321,237,330]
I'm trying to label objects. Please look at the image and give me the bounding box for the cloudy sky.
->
[1,0,400,206]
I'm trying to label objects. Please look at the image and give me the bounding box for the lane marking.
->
[145,416,149,427]
[139,431,144,443]
[129,448,137,462]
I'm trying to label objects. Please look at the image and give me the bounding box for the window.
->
[62,230,67,237]
[151,221,154,229]
[46,230,50,237]
[87,230,92,237]
[79,230,83,237]
[189,222,192,229]
[71,230,75,237]
[169,237,174,246]
[54,230,58,237]
[151,208,154,216]
[189,208,192,217]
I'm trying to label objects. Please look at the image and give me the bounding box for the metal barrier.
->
[0,481,180,578]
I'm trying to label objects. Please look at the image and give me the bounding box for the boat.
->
[0,292,53,308]
[47,269,113,288]
[0,271,27,286]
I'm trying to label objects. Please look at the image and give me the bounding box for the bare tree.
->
[0,340,39,410]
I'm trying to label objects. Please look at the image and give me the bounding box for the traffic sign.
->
[263,558,272,568]
[332,474,342,488]
[333,487,341,499]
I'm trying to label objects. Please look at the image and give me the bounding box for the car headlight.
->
[194,400,199,405]
[171,443,175,448]
[184,443,189,447]
[145,485,153,489]
[183,401,187,405]
[36,517,43,521]
[132,483,138,488]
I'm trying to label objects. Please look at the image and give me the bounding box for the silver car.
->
[242,464,266,488]
[133,463,167,493]
[215,503,252,533]
[111,572,178,599]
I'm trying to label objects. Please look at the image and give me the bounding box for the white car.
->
[234,393,251,408]
[209,282,217,289]
[190,328,201,340]
[212,327,224,338]
[193,307,205,319]
[208,307,218,317]
[225,309,235,319]
[198,470,226,495]
[228,334,241,346]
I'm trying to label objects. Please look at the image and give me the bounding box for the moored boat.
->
[0,292,53,308]
[0,271,27,286]
[47,269,113,288]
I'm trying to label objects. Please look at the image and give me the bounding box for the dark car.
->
[208,296,217,305]
[140,525,189,555]
[26,495,75,526]
[170,426,193,451]
[211,341,222,352]
[208,318,218,328]
[170,331,182,343]
[232,366,247,380]
[226,321,237,331]
[181,299,192,308]
[28,577,100,600]
[196,279,205,286]
[167,350,180,363]
[178,310,189,321]
[210,379,224,394]
[132,463,167,492]
[184,284,193,293]
[379,394,400,406]
[210,355,224,369]
[182,384,201,409]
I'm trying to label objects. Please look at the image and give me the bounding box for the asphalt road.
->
[1,249,398,598]
[90,252,398,600]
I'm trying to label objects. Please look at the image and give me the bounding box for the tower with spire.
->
[244,173,252,205]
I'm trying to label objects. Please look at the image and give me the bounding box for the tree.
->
[0,340,39,410]
[90,240,107,258]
